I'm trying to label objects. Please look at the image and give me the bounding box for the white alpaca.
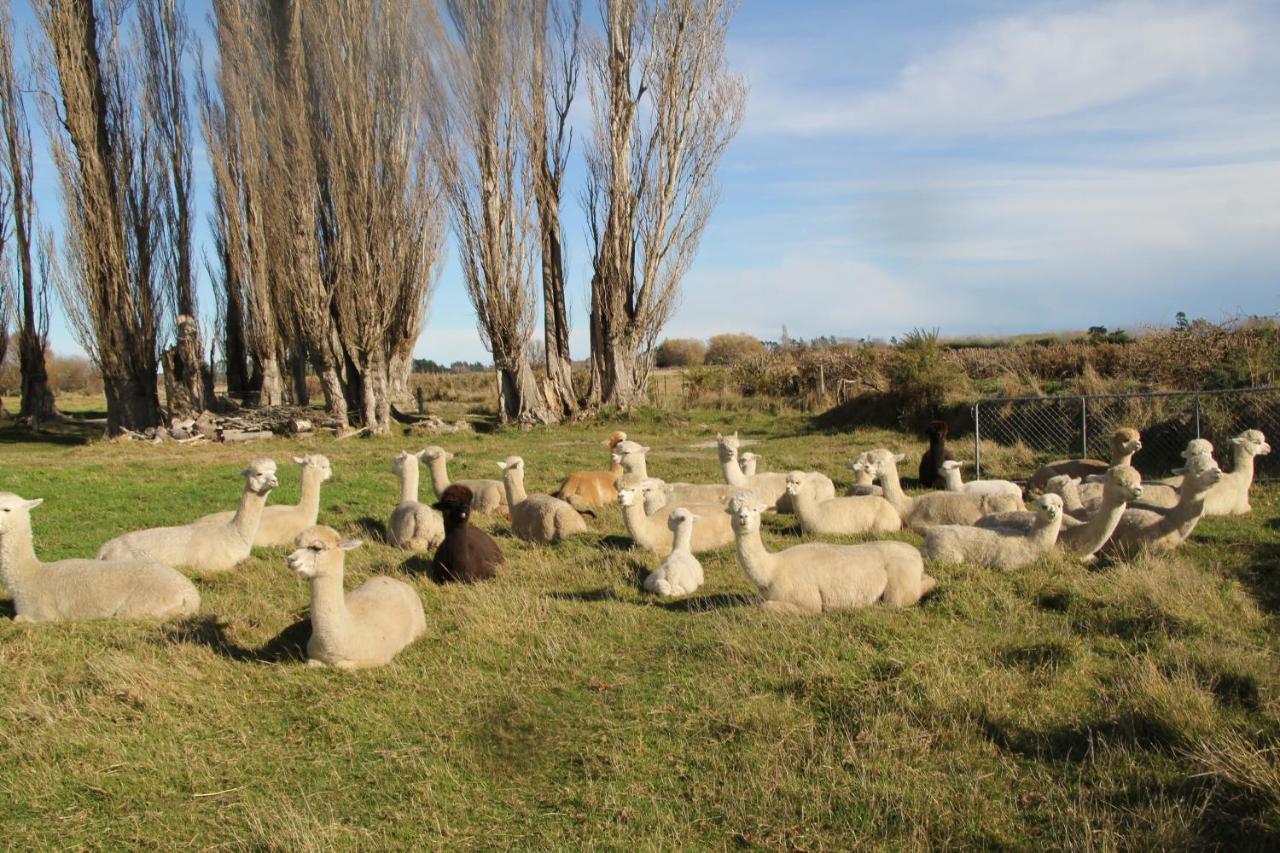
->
[1027,428,1142,493]
[613,440,738,508]
[1102,455,1223,558]
[923,494,1064,571]
[937,460,1023,500]
[642,508,705,596]
[497,456,588,544]
[845,459,883,497]
[738,452,760,477]
[196,454,332,547]
[0,493,199,623]
[96,459,279,573]
[1083,439,1211,510]
[727,492,935,613]
[388,451,445,552]
[716,432,835,512]
[1202,430,1269,515]
[1045,474,1086,518]
[617,481,734,556]
[288,526,425,670]
[862,449,1022,532]
[419,446,507,514]
[784,471,900,536]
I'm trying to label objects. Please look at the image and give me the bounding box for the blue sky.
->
[17,0,1280,364]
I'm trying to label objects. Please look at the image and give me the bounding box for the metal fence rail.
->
[972,386,1280,482]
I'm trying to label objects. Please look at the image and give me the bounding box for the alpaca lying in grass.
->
[937,460,1023,499]
[1102,455,1223,559]
[96,459,279,573]
[419,447,507,515]
[863,449,1022,532]
[196,454,332,547]
[845,459,883,497]
[923,494,1064,571]
[727,492,934,613]
[617,481,734,555]
[613,440,738,508]
[554,431,628,513]
[784,471,900,536]
[641,508,705,596]
[716,432,834,512]
[498,456,588,544]
[1027,428,1141,493]
[288,526,425,669]
[430,485,503,583]
[1197,430,1268,516]
[1083,439,1211,510]
[0,493,200,623]
[388,451,445,552]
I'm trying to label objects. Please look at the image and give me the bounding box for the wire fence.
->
[972,387,1280,482]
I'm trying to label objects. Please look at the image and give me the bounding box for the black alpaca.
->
[430,484,504,583]
[918,420,955,490]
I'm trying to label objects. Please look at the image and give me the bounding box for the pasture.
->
[0,404,1277,849]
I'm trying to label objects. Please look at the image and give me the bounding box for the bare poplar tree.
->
[527,0,582,419]
[584,0,745,409]
[0,5,55,423]
[37,0,165,434]
[437,0,553,425]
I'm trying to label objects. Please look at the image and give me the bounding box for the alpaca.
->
[641,508,705,596]
[418,447,507,515]
[617,481,735,556]
[726,492,934,612]
[613,440,738,508]
[554,431,628,512]
[388,451,445,552]
[845,459,883,497]
[863,449,1022,533]
[717,431,835,512]
[784,471,901,536]
[196,454,332,547]
[1201,430,1269,516]
[1102,455,1223,559]
[738,452,760,477]
[937,460,1023,500]
[96,459,279,573]
[1027,428,1142,493]
[923,494,1063,571]
[497,456,588,544]
[918,421,955,489]
[430,484,504,583]
[288,526,426,669]
[0,493,199,623]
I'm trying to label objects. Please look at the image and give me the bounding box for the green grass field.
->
[0,405,1276,849]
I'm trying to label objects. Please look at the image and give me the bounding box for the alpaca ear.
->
[22,498,43,511]
[338,539,362,551]
[894,453,906,463]
[292,456,306,465]
[754,502,768,514]
[640,445,650,454]
[716,432,723,441]
[1171,466,1185,475]
[496,462,507,471]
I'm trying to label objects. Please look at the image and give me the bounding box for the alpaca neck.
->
[1031,515,1063,549]
[0,524,38,593]
[852,469,873,487]
[503,471,528,507]
[231,486,270,544]
[1167,479,1212,527]
[309,565,350,642]
[1059,482,1084,514]
[1230,446,1256,481]
[298,469,324,520]
[622,455,649,480]
[425,458,450,498]
[399,462,420,505]
[720,453,748,487]
[671,522,693,553]
[734,524,776,589]
[878,465,913,515]
[940,469,963,492]
[1112,446,1135,466]
[1070,489,1127,550]
[621,500,662,549]
[790,484,819,518]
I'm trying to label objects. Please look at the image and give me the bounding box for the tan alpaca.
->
[497,456,588,544]
[1026,428,1142,493]
[418,446,507,515]
[555,431,629,512]
[784,471,900,536]
[388,451,445,552]
[197,454,332,547]
[617,481,734,556]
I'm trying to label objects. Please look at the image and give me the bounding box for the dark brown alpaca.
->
[430,484,503,583]
[918,420,955,489]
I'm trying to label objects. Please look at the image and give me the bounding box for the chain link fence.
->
[972,387,1280,482]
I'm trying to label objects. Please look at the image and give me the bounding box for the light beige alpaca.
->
[388,451,445,552]
[419,446,507,515]
[924,494,1064,571]
[1026,428,1142,493]
[978,466,1144,560]
[497,456,588,544]
[96,459,279,573]
[863,449,1022,533]
[717,432,835,512]
[617,481,734,556]
[288,526,425,670]
[555,431,628,512]
[727,492,934,613]
[1,494,199,622]
[196,454,332,547]
[642,508,705,596]
[1201,430,1269,515]
[937,460,1023,500]
[845,459,883,497]
[784,471,900,536]
[1084,438,1212,510]
[613,440,738,508]
[1102,455,1224,558]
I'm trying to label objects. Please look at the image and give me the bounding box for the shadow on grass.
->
[0,421,96,446]
[547,588,622,603]
[354,516,388,542]
[977,708,1184,763]
[1241,541,1280,615]
[655,592,755,612]
[598,534,636,552]
[163,614,310,663]
[0,597,14,619]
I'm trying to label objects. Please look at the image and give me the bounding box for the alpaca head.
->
[1182,438,1215,460]
[863,449,906,479]
[725,492,767,533]
[1034,493,1063,523]
[419,446,453,464]
[0,492,42,536]
[938,459,966,476]
[1111,428,1143,456]
[242,458,279,496]
[1104,465,1143,502]
[1232,429,1271,457]
[1172,453,1223,495]
[739,452,758,475]
[611,440,650,469]
[434,484,475,527]
[392,450,419,478]
[603,431,627,449]
[1044,474,1081,497]
[783,471,811,497]
[495,456,525,479]
[926,421,948,441]
[666,507,699,533]
[292,454,333,483]
[715,432,740,464]
[617,478,662,509]
[288,525,360,579]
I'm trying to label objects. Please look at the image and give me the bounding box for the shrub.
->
[888,328,970,423]
[705,333,765,366]
[654,337,707,368]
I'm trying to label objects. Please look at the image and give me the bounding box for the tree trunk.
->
[497,353,554,426]
[104,373,164,435]
[600,332,648,411]
[318,364,348,427]
[163,314,206,418]
[259,354,285,406]
[540,202,575,419]
[388,348,413,409]
[288,349,309,406]
[18,331,56,425]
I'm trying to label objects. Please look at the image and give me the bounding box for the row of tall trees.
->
[0,0,742,434]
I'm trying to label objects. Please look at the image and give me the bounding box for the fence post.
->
[973,402,982,478]
[1194,394,1201,438]
[1080,396,1088,459]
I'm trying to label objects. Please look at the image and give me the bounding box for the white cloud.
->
[749,1,1258,135]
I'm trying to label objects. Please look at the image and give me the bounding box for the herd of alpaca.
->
[0,423,1268,669]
